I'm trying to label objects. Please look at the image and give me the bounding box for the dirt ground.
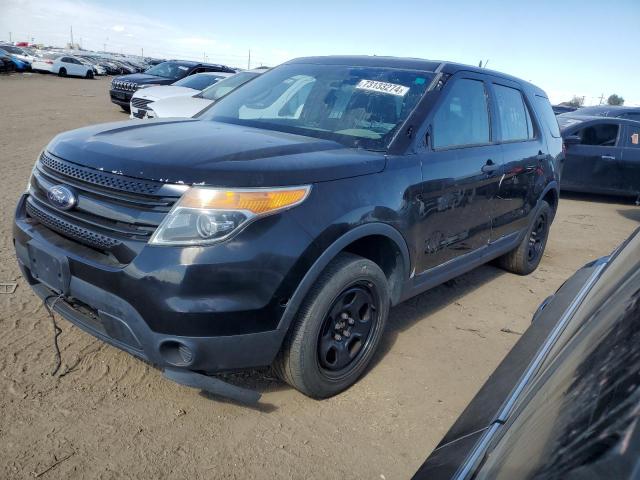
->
[0,73,638,480]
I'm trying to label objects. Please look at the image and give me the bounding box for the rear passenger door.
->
[488,79,545,240]
[417,73,503,272]
[620,123,640,194]
[563,121,624,193]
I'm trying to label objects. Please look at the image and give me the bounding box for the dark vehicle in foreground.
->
[110,60,235,111]
[559,115,640,201]
[570,105,640,122]
[415,228,640,480]
[15,56,561,400]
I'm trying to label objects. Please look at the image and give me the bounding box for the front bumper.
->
[109,88,133,107]
[13,194,293,373]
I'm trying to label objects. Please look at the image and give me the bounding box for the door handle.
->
[481,160,500,174]
[601,155,616,161]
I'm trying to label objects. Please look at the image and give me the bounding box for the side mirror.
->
[563,135,581,146]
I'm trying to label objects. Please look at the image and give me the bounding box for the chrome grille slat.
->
[29,194,155,237]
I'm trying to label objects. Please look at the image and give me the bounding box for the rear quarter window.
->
[534,95,561,138]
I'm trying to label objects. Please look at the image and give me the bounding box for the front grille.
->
[40,152,161,195]
[131,98,153,110]
[111,80,138,91]
[27,152,185,261]
[26,200,120,250]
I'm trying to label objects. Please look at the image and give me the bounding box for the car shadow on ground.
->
[617,208,640,223]
[204,264,508,408]
[561,191,636,205]
[371,264,507,370]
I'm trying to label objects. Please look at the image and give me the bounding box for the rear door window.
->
[576,123,620,146]
[493,84,533,141]
[534,95,561,138]
[432,78,490,149]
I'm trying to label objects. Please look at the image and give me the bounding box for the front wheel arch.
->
[276,223,410,336]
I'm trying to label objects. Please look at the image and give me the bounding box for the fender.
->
[276,222,411,334]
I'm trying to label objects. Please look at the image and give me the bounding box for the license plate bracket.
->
[27,241,71,295]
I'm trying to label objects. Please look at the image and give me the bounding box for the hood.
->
[46,119,386,187]
[150,95,212,118]
[134,85,198,102]
[114,73,176,86]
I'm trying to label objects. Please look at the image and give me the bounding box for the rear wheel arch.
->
[540,181,560,219]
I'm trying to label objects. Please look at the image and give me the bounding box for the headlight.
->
[149,185,311,246]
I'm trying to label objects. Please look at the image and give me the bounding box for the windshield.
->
[557,116,584,130]
[200,63,434,150]
[172,73,226,91]
[144,61,191,80]
[199,71,261,101]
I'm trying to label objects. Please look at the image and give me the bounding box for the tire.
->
[85,70,94,79]
[274,253,390,398]
[495,200,552,275]
[120,105,131,113]
[58,67,67,77]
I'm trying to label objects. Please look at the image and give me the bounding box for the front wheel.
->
[58,67,67,77]
[495,200,552,275]
[273,253,390,398]
[85,70,94,79]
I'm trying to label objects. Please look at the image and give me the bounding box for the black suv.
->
[110,60,235,111]
[15,56,562,399]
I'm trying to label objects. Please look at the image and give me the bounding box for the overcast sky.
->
[1,0,638,105]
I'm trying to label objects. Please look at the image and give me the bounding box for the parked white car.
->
[140,70,265,119]
[77,56,106,75]
[129,72,233,118]
[52,56,96,78]
[31,53,59,73]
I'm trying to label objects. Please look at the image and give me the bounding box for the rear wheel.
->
[58,67,67,77]
[274,253,390,398]
[496,200,551,275]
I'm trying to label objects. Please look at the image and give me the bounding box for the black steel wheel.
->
[317,282,379,375]
[496,200,552,275]
[274,253,390,398]
[527,213,547,263]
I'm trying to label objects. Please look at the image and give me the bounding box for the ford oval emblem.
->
[47,185,77,211]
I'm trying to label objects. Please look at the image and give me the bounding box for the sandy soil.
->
[0,73,638,479]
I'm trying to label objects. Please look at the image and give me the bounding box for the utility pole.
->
[248,49,251,70]
[141,47,144,59]
[103,43,106,52]
[598,93,604,105]
[9,31,11,42]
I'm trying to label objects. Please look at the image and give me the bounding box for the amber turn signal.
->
[178,186,311,214]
